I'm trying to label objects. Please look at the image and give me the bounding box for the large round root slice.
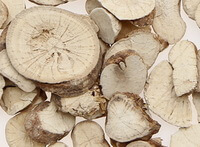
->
[52,85,107,120]
[0,0,8,28]
[49,142,68,147]
[169,40,198,96]
[144,61,192,127]
[106,93,160,142]
[170,124,200,147]
[85,0,102,14]
[71,120,110,147]
[98,0,155,20]
[90,8,122,44]
[25,101,75,144]
[0,87,37,115]
[105,30,161,69]
[28,0,68,6]
[0,50,36,92]
[183,0,200,19]
[6,7,100,84]
[153,0,186,44]
[100,51,147,99]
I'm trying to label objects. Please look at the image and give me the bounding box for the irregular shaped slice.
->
[28,0,68,6]
[25,101,75,144]
[52,85,107,120]
[49,142,68,147]
[144,61,192,127]
[0,25,8,51]
[106,92,160,142]
[98,0,155,20]
[0,74,5,98]
[1,0,25,28]
[0,50,36,92]
[105,30,161,69]
[193,92,200,122]
[71,121,110,147]
[153,0,186,44]
[195,4,200,28]
[85,0,102,14]
[90,8,122,44]
[171,124,200,147]
[0,87,37,115]
[7,7,101,97]
[100,50,147,99]
[0,0,8,28]
[169,40,198,96]
[183,0,200,19]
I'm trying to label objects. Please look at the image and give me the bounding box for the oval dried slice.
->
[49,142,68,147]
[28,0,68,6]
[0,0,8,28]
[85,0,102,14]
[0,50,36,92]
[71,121,110,147]
[170,124,200,147]
[100,50,147,99]
[25,101,75,144]
[153,0,186,44]
[98,0,155,20]
[106,92,160,142]
[169,40,198,96]
[183,0,200,19]
[144,61,192,127]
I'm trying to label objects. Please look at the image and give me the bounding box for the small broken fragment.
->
[49,142,68,147]
[0,0,8,28]
[183,0,200,19]
[85,0,102,14]
[105,92,160,142]
[28,0,68,6]
[71,120,110,147]
[90,8,122,44]
[25,101,75,144]
[169,40,198,96]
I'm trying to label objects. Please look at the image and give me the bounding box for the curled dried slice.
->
[71,120,110,147]
[25,101,75,144]
[28,0,68,6]
[106,92,160,142]
[90,8,122,44]
[49,142,68,147]
[170,124,200,147]
[0,87,37,115]
[169,40,198,96]
[153,0,186,44]
[0,50,36,92]
[98,0,155,20]
[100,50,147,99]
[144,61,192,127]
[52,85,107,120]
[183,0,200,19]
[192,93,200,122]
[0,0,8,28]
[0,74,5,98]
[85,0,102,14]
[105,30,161,69]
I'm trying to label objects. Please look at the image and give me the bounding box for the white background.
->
[1,0,200,146]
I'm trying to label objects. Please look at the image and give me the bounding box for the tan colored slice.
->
[183,0,200,19]
[100,50,147,99]
[171,124,200,147]
[0,0,8,28]
[71,120,110,147]
[106,92,160,142]
[169,40,198,96]
[98,0,155,20]
[144,61,192,127]
[0,50,36,92]
[90,8,122,44]
[49,142,68,147]
[153,0,186,44]
[0,87,37,115]
[85,0,102,14]
[28,0,68,6]
[0,74,5,99]
[25,101,75,144]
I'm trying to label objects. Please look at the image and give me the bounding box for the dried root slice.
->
[144,61,192,127]
[98,0,155,20]
[0,0,8,28]
[106,93,160,142]
[1,0,25,28]
[49,142,68,147]
[105,30,161,69]
[0,50,36,92]
[28,0,68,6]
[71,121,110,147]
[100,50,147,99]
[195,4,200,28]
[170,124,200,147]
[0,74,5,99]
[153,0,186,44]
[169,40,198,96]
[85,0,102,14]
[90,8,122,44]
[0,87,37,115]
[0,25,8,51]
[25,101,75,144]
[127,140,163,147]
[52,85,107,120]
[183,0,200,19]
[192,92,200,122]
